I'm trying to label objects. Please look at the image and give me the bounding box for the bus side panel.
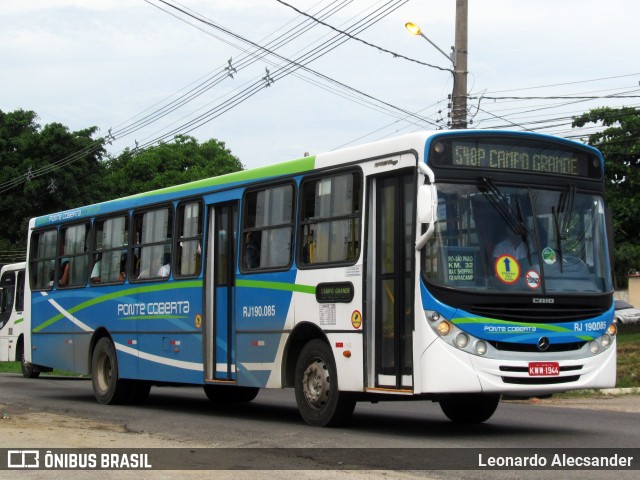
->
[294,266,365,392]
[31,292,75,372]
[133,333,204,384]
[235,333,285,387]
[0,337,11,361]
[117,283,204,383]
[235,270,297,388]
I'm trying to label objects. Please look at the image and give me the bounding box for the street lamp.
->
[405,3,468,130]
[404,22,455,67]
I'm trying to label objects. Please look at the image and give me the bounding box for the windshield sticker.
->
[495,254,520,284]
[446,247,477,284]
[525,270,541,289]
[542,247,557,265]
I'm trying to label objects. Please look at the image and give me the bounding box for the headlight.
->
[455,333,469,348]
[589,341,600,354]
[475,341,488,356]
[601,334,612,348]
[426,310,494,357]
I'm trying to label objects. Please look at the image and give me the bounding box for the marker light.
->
[437,321,451,336]
[607,323,617,337]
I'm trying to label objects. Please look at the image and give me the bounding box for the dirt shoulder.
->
[2,393,639,449]
[504,389,640,413]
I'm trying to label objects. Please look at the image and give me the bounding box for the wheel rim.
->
[302,358,330,410]
[96,351,112,394]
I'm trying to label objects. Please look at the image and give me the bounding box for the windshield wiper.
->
[481,177,531,261]
[481,177,527,236]
[552,185,577,272]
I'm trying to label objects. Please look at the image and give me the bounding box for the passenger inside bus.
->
[58,258,70,287]
[245,232,261,269]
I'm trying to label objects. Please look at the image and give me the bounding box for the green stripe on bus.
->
[452,316,575,334]
[236,279,316,295]
[33,280,203,333]
[14,317,23,325]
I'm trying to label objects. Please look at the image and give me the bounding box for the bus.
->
[0,262,47,378]
[24,130,616,426]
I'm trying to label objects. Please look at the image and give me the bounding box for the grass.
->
[616,323,640,388]
[0,362,81,377]
[1,325,639,388]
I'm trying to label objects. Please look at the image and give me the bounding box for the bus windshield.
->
[422,181,612,294]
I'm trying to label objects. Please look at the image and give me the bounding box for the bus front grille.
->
[489,341,586,352]
[501,375,581,385]
[464,304,606,323]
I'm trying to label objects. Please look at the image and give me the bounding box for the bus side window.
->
[241,184,294,271]
[93,216,129,285]
[299,172,362,266]
[132,207,173,281]
[15,271,25,312]
[0,271,15,326]
[29,229,57,290]
[175,202,202,277]
[59,223,90,288]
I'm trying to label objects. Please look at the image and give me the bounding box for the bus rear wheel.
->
[439,393,500,424]
[294,339,356,427]
[17,339,40,379]
[203,384,259,403]
[91,337,130,405]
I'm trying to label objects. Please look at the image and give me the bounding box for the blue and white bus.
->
[25,130,616,426]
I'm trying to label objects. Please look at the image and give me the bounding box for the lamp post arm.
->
[418,32,455,66]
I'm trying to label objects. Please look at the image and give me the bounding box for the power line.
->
[274,0,452,72]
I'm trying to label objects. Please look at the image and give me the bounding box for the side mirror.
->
[417,184,438,224]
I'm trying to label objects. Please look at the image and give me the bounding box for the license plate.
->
[528,362,560,376]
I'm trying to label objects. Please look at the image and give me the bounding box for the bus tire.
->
[203,384,259,403]
[439,393,500,424]
[294,339,356,427]
[17,339,40,379]
[91,337,129,405]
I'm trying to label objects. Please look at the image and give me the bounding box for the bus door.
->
[367,170,415,389]
[205,202,238,381]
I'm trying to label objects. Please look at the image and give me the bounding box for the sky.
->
[2,0,639,170]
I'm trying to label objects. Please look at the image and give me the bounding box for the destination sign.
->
[430,137,601,179]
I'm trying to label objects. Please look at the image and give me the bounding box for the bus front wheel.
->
[439,393,500,423]
[91,337,130,405]
[294,339,356,427]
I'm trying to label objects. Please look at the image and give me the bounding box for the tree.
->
[102,135,243,198]
[573,107,640,287]
[0,109,106,251]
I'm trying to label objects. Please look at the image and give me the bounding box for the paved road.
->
[1,373,638,478]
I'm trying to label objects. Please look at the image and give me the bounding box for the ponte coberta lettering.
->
[117,301,190,317]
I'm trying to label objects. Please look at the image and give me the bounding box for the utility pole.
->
[451,0,468,129]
